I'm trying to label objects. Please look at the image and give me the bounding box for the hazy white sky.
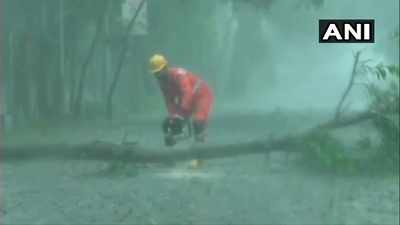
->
[234,0,399,112]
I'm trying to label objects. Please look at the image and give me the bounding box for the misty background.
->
[1,0,398,127]
[0,1,399,225]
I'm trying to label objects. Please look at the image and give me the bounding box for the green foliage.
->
[393,29,399,46]
[363,62,399,171]
[372,115,399,170]
[296,60,399,173]
[386,65,400,79]
[364,63,400,81]
[300,131,358,173]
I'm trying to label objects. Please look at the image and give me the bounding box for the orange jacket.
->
[158,67,211,119]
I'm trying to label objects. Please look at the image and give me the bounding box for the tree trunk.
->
[54,0,66,116]
[228,2,269,98]
[105,0,146,120]
[34,1,51,120]
[73,0,110,118]
[335,51,361,119]
[0,25,4,130]
[4,32,15,129]
[68,39,77,115]
[13,34,31,125]
[103,11,112,100]
[35,38,51,120]
[2,110,377,164]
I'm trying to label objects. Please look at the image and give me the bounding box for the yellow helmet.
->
[149,54,168,74]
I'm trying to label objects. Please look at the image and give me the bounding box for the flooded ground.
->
[1,112,399,225]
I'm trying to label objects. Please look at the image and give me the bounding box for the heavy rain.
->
[1,0,399,224]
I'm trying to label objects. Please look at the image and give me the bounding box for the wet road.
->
[2,113,399,225]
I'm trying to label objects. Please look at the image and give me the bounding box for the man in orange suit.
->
[149,54,214,147]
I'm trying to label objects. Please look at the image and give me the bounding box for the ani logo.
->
[319,19,375,43]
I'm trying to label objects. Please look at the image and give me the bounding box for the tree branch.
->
[105,0,146,119]
[73,0,110,117]
[334,50,362,120]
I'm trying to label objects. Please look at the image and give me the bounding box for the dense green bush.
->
[299,131,361,173]
[367,64,399,171]
[298,62,399,174]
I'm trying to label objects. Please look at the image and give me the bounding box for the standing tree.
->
[105,0,146,119]
[73,0,110,117]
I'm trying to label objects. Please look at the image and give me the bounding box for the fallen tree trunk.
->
[2,111,376,164]
[2,136,289,163]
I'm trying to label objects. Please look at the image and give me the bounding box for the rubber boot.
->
[193,121,207,143]
[190,121,207,169]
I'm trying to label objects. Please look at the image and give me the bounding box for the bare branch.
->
[334,51,362,120]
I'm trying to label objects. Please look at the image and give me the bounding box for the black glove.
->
[162,116,185,135]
